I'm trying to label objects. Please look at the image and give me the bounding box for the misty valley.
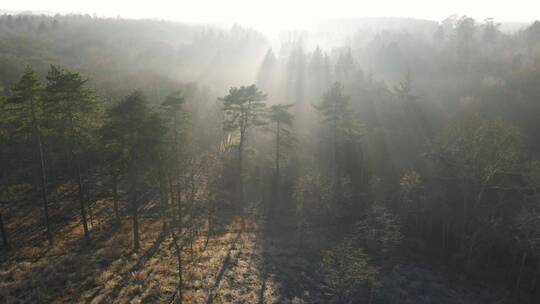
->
[1,10,540,304]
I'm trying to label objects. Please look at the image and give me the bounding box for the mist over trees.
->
[1,12,540,303]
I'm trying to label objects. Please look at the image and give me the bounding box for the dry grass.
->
[0,198,287,304]
[2,196,510,304]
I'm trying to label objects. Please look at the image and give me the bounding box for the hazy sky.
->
[3,0,539,32]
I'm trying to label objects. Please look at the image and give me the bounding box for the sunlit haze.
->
[3,1,540,303]
[3,0,539,33]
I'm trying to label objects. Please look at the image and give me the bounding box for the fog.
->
[2,4,540,304]
[3,0,539,30]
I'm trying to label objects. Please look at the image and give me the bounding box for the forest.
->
[1,12,540,304]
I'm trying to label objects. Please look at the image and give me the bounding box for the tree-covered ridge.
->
[0,14,268,99]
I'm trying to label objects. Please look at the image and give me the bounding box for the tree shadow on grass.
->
[205,227,243,304]
[254,210,332,304]
[83,223,167,304]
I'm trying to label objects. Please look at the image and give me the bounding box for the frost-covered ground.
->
[0,203,520,304]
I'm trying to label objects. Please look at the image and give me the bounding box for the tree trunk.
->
[88,200,95,229]
[37,135,52,245]
[69,115,90,244]
[31,101,52,245]
[331,113,342,206]
[0,212,9,250]
[188,162,196,260]
[204,218,212,251]
[132,204,140,251]
[170,227,183,304]
[272,121,280,218]
[238,129,244,209]
[75,156,90,244]
[131,177,140,251]
[168,174,176,219]
[177,184,182,225]
[158,162,168,222]
[238,132,246,231]
[276,122,280,182]
[112,173,120,225]
[173,114,182,222]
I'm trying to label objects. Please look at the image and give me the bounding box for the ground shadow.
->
[84,223,167,303]
[205,228,242,304]
[254,209,334,304]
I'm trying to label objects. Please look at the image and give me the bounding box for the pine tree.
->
[267,104,294,212]
[335,48,355,84]
[101,91,163,251]
[44,65,100,244]
[220,85,267,208]
[315,83,362,206]
[287,45,307,117]
[161,91,188,221]
[308,46,326,99]
[6,67,52,244]
[256,48,277,92]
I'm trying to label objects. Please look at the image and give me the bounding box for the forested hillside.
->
[0,14,267,99]
[2,13,540,303]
